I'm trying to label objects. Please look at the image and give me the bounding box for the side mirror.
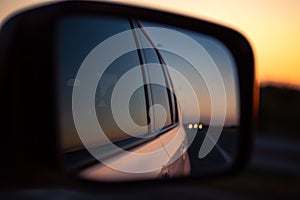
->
[0,1,258,185]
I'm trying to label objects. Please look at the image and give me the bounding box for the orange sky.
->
[1,0,300,88]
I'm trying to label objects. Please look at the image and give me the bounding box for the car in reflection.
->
[58,18,191,181]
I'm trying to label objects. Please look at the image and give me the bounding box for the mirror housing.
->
[0,1,257,187]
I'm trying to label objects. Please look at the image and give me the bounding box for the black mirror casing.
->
[0,1,257,189]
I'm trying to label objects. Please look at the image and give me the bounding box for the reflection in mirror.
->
[57,15,239,182]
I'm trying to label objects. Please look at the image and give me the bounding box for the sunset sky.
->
[1,0,300,88]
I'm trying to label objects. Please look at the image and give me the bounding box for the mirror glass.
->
[56,15,240,181]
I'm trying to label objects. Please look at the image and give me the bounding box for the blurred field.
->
[258,85,300,138]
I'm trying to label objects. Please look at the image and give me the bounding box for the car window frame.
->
[132,20,179,134]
